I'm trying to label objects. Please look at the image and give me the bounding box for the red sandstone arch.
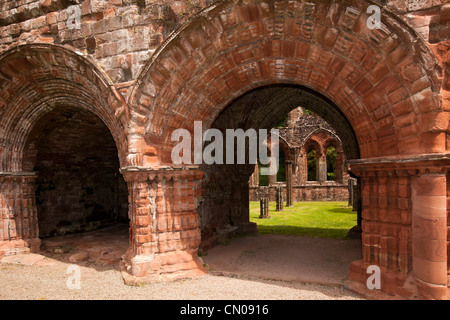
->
[301,128,343,157]
[0,43,131,258]
[123,0,449,298]
[303,134,323,156]
[301,128,346,183]
[122,0,447,298]
[278,135,294,163]
[128,0,444,167]
[0,44,129,171]
[322,131,344,154]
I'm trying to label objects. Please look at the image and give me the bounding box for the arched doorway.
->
[197,84,360,252]
[24,107,128,239]
[124,0,447,299]
[0,44,130,266]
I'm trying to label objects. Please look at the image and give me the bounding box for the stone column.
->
[120,167,206,283]
[268,173,277,186]
[412,174,448,300]
[285,160,293,207]
[275,186,283,212]
[259,197,270,218]
[317,155,327,182]
[0,172,40,256]
[249,163,259,187]
[348,178,355,207]
[336,151,344,183]
[232,173,258,234]
[346,154,449,300]
[347,167,415,297]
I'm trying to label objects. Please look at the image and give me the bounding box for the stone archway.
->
[0,44,130,259]
[125,0,448,299]
[27,106,129,239]
[301,128,345,183]
[128,0,443,164]
[303,135,322,182]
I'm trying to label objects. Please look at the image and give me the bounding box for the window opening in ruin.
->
[307,148,317,182]
[326,146,337,181]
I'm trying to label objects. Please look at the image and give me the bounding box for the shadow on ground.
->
[27,224,130,272]
[202,233,362,288]
[1,225,363,299]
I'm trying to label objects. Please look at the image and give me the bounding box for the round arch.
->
[128,0,443,167]
[302,128,343,154]
[0,44,129,172]
[116,0,447,298]
[0,44,131,260]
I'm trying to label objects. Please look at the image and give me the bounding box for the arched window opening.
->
[258,161,269,186]
[326,146,337,181]
[277,149,286,182]
[307,148,317,182]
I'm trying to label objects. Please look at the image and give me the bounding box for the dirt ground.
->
[203,234,362,286]
[0,226,364,300]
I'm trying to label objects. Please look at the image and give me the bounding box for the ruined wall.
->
[1,1,448,99]
[0,0,448,298]
[0,0,213,99]
[249,107,350,202]
[249,184,350,201]
[388,1,450,126]
[448,171,450,281]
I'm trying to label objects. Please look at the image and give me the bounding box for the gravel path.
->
[0,234,364,300]
[203,234,362,286]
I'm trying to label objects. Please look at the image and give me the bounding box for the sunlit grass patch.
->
[249,201,357,240]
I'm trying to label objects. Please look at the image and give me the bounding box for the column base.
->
[0,238,41,257]
[237,222,258,235]
[346,225,362,239]
[346,260,418,300]
[120,249,207,285]
[200,225,239,252]
[415,278,449,300]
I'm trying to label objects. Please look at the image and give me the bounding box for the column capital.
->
[120,165,203,182]
[348,153,449,178]
[0,172,37,181]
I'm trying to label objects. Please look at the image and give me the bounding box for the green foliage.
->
[307,149,316,181]
[274,115,288,128]
[258,149,286,184]
[276,149,285,182]
[326,146,337,181]
[258,163,269,186]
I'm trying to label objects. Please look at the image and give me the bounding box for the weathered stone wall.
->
[0,0,213,98]
[0,0,448,299]
[250,183,350,202]
[1,0,447,100]
[249,107,351,202]
[447,171,450,283]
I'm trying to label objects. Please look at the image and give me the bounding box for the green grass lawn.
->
[249,201,357,240]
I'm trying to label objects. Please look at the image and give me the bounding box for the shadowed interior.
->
[23,107,129,238]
